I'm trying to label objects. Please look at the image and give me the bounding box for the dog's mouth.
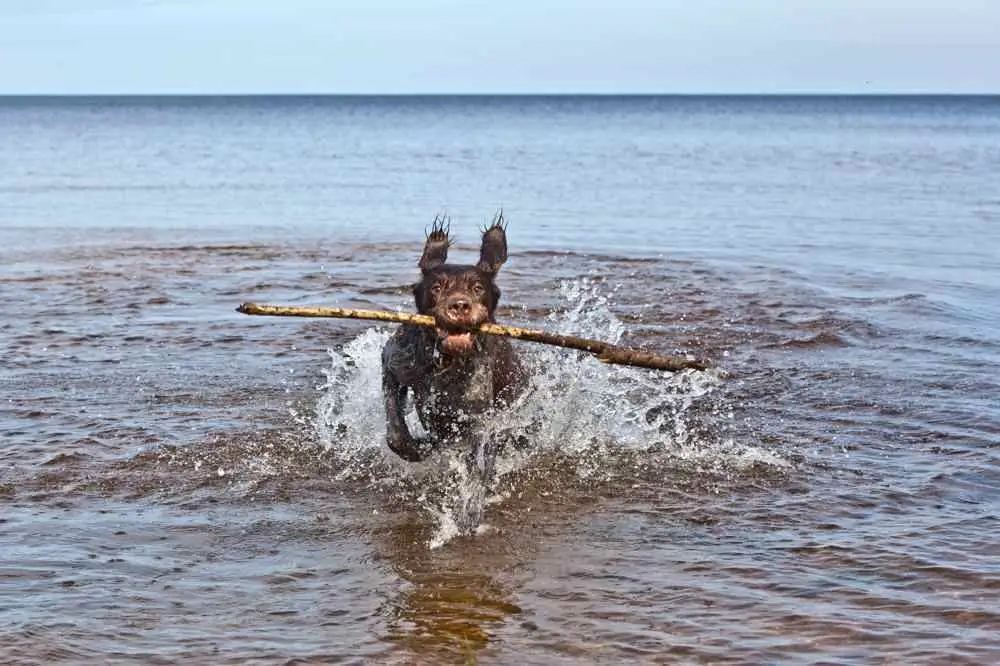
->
[432,304,489,356]
[435,326,477,356]
[433,313,486,356]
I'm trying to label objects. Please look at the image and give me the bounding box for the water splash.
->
[314,278,778,547]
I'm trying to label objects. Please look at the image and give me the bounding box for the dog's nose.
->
[447,298,472,316]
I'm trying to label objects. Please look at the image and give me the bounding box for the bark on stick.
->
[236,302,708,372]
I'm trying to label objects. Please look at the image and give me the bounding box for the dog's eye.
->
[430,282,445,294]
[471,283,485,295]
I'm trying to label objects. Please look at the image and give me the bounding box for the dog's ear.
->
[490,284,502,312]
[477,210,508,274]
[412,282,430,313]
[419,214,451,273]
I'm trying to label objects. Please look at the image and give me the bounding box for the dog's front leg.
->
[382,364,436,462]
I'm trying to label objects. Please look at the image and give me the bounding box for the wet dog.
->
[381,213,525,472]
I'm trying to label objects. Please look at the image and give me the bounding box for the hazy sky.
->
[1,0,998,94]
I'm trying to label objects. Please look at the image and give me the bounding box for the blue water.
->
[2,95,999,663]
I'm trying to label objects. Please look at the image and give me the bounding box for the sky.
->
[1,0,998,94]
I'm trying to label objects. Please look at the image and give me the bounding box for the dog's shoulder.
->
[382,324,435,380]
[482,336,527,405]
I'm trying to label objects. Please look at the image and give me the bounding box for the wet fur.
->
[381,213,525,463]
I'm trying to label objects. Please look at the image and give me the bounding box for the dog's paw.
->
[387,436,437,462]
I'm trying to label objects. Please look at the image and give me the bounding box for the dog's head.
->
[413,212,508,357]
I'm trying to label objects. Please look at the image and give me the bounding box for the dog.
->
[381,212,525,475]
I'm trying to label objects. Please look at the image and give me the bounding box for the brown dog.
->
[381,213,525,471]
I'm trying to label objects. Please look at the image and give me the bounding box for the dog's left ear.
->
[477,210,508,274]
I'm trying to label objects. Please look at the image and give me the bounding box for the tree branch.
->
[236,302,708,372]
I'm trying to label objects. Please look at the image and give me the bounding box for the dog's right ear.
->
[419,214,451,273]
[477,210,508,274]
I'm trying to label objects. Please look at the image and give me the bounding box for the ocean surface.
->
[2,95,999,664]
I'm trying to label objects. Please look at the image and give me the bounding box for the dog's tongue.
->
[440,331,475,356]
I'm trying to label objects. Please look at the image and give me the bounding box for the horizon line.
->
[1,91,998,98]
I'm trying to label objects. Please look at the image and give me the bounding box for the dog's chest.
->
[424,355,494,412]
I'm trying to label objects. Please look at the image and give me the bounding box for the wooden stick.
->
[236,302,708,372]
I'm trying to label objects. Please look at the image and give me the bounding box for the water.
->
[2,95,999,664]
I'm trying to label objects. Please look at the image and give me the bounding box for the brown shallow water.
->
[3,94,1000,664]
[3,233,998,664]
